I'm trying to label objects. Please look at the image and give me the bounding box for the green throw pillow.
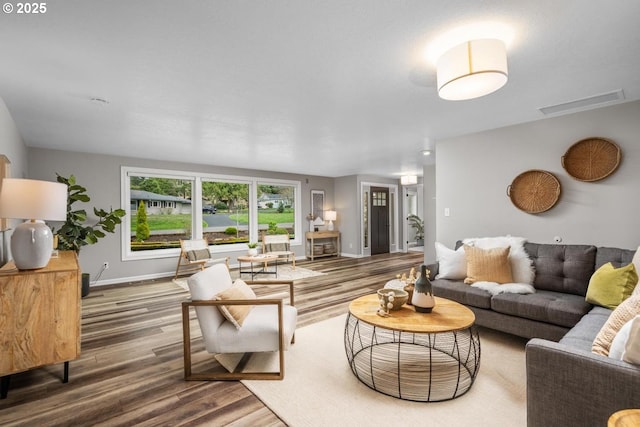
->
[586,262,639,310]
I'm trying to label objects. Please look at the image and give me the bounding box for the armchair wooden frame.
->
[261,232,296,270]
[182,279,295,381]
[175,239,229,279]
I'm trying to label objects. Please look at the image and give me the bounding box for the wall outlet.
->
[103,262,109,269]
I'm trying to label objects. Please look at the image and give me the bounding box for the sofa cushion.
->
[593,294,640,356]
[463,245,513,284]
[585,262,638,310]
[524,243,596,296]
[559,306,611,352]
[462,236,535,284]
[609,315,640,360]
[216,279,257,329]
[431,279,492,309]
[434,242,466,279]
[596,246,636,269]
[491,290,592,328]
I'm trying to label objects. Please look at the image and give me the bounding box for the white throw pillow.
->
[632,246,640,296]
[609,315,640,364]
[434,242,466,280]
[462,236,535,284]
[624,315,640,364]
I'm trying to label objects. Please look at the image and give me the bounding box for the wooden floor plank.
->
[0,252,424,426]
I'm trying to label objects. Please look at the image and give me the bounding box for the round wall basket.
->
[507,169,561,214]
[561,137,621,182]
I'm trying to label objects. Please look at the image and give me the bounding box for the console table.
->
[305,230,340,260]
[0,251,81,398]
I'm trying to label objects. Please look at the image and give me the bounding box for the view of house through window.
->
[257,183,296,240]
[129,176,194,251]
[123,168,300,257]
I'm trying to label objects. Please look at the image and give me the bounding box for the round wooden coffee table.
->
[344,294,480,402]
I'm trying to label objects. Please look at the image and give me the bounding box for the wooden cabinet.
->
[0,251,81,398]
[305,231,340,260]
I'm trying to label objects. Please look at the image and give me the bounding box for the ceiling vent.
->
[538,89,625,116]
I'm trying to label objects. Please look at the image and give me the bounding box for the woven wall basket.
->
[507,170,561,214]
[561,137,621,182]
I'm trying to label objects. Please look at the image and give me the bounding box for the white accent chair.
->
[174,239,229,279]
[182,263,297,380]
[261,232,296,269]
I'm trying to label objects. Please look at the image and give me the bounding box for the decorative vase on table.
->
[248,248,258,257]
[411,264,435,313]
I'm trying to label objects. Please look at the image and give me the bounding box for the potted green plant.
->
[247,242,258,256]
[407,214,425,246]
[53,174,126,297]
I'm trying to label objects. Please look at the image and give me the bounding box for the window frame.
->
[121,166,302,261]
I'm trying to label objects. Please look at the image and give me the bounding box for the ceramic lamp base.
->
[11,220,54,270]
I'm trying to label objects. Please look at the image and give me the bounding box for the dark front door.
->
[371,187,389,255]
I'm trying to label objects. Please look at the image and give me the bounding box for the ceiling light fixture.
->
[401,175,418,186]
[437,38,508,101]
[422,150,432,156]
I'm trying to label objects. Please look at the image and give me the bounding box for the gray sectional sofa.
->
[427,242,640,427]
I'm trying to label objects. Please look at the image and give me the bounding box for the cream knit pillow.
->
[463,245,513,285]
[593,294,640,356]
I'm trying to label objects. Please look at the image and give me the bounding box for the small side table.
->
[237,254,279,279]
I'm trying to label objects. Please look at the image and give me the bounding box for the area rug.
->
[243,315,527,427]
[172,265,326,291]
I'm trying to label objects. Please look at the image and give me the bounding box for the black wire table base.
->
[344,312,481,402]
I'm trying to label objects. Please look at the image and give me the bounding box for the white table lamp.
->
[0,178,68,270]
[325,210,337,231]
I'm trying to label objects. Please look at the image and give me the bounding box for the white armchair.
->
[182,263,297,380]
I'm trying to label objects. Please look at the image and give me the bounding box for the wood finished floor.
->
[0,252,424,427]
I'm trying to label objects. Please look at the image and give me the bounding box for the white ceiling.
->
[1,1,639,179]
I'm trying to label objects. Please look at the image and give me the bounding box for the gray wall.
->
[335,174,405,257]
[0,96,28,264]
[423,164,436,263]
[334,175,358,256]
[28,147,334,284]
[435,100,640,251]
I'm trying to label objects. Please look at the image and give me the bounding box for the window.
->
[257,183,297,240]
[128,174,193,253]
[121,167,301,260]
[201,179,251,246]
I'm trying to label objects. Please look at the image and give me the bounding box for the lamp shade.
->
[0,178,68,221]
[324,210,336,231]
[437,38,508,101]
[0,178,68,270]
